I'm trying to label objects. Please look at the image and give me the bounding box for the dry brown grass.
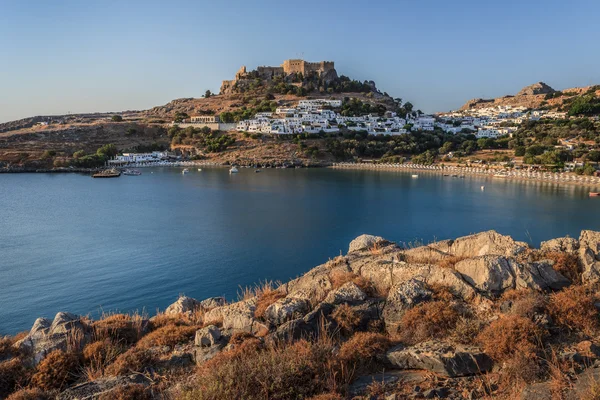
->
[338,332,391,368]
[150,309,203,330]
[307,393,343,400]
[93,313,144,345]
[548,285,599,336]
[332,304,361,336]
[500,289,547,318]
[0,358,30,398]
[544,251,581,284]
[452,316,486,345]
[254,289,286,320]
[437,255,468,269]
[104,347,157,376]
[237,280,281,302]
[6,388,55,400]
[97,383,152,400]
[369,242,384,256]
[498,347,543,395]
[476,315,544,362]
[31,350,79,391]
[179,335,351,400]
[229,331,256,346]
[82,339,125,380]
[0,337,13,360]
[135,324,197,350]
[329,270,374,296]
[397,301,460,344]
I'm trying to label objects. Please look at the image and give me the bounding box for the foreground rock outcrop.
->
[3,229,600,400]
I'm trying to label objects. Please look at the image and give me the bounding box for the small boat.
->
[255,169,261,173]
[197,168,202,172]
[481,186,485,191]
[229,166,239,173]
[411,174,418,178]
[122,169,141,176]
[182,168,189,174]
[92,168,121,178]
[590,192,600,197]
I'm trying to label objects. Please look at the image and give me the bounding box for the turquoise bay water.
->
[1,168,599,334]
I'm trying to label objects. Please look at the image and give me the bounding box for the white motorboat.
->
[182,168,189,174]
[411,174,418,178]
[229,166,239,173]
[197,168,202,172]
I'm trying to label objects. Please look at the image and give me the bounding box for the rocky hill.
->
[2,230,600,399]
[460,82,600,112]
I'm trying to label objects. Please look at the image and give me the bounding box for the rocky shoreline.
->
[2,230,600,399]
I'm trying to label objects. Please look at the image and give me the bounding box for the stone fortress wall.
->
[220,59,336,94]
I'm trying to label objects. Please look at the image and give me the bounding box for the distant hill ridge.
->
[459,81,600,112]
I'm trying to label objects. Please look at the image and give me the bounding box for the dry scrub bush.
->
[254,289,286,319]
[0,358,29,398]
[332,304,362,336]
[500,289,547,318]
[329,270,375,296]
[0,336,13,360]
[229,331,255,345]
[545,251,581,283]
[93,313,144,345]
[548,285,599,336]
[31,350,79,391]
[476,315,544,362]
[369,242,384,256]
[104,347,157,376]
[338,332,391,369]
[437,255,468,269]
[398,301,460,345]
[237,280,281,302]
[452,317,486,345]
[307,393,343,400]
[97,383,152,400]
[6,388,55,400]
[135,324,196,350]
[82,339,125,379]
[498,347,543,393]
[180,337,350,400]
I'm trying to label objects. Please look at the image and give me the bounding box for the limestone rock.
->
[271,302,335,342]
[517,82,556,96]
[199,296,226,310]
[386,341,493,377]
[264,297,310,326]
[579,230,600,283]
[348,234,385,253]
[430,230,528,258]
[195,325,221,347]
[324,282,367,305]
[455,255,516,296]
[383,279,433,334]
[16,312,88,365]
[58,373,151,400]
[540,237,579,253]
[281,264,334,304]
[165,296,201,315]
[204,299,268,336]
[513,260,570,291]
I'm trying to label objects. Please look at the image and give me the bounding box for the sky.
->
[1,0,599,123]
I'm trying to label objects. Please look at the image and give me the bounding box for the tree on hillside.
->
[220,112,234,123]
[204,90,212,98]
[96,144,118,159]
[111,115,123,122]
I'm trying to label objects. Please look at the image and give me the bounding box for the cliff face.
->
[4,230,600,399]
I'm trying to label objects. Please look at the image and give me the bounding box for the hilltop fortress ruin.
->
[220,59,338,94]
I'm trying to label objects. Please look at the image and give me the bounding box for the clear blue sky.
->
[1,0,599,123]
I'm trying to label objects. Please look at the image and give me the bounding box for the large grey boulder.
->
[382,279,433,334]
[455,256,517,296]
[16,312,88,365]
[455,255,569,297]
[429,230,528,258]
[349,234,385,253]
[280,264,335,305]
[386,341,493,377]
[204,298,268,336]
[579,230,600,283]
[195,325,221,347]
[58,373,151,400]
[263,297,310,326]
[324,282,367,305]
[270,302,336,342]
[199,296,226,310]
[540,236,579,253]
